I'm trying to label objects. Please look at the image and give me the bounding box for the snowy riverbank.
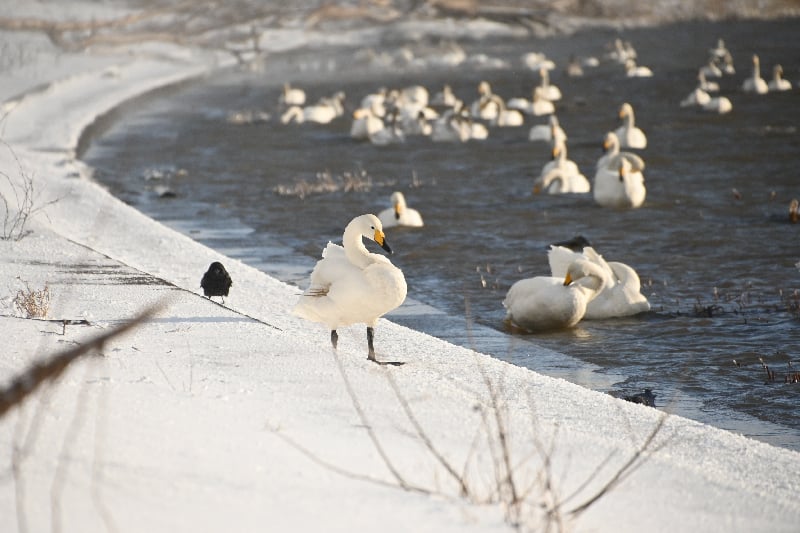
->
[1,3,799,532]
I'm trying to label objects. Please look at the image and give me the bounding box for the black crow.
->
[201,262,232,303]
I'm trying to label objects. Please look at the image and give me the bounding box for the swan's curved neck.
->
[343,225,373,268]
[624,109,635,127]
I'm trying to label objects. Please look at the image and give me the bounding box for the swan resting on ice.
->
[293,214,407,363]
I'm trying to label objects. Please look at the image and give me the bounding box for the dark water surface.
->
[83,19,800,450]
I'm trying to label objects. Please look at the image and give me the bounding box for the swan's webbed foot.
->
[366,327,404,366]
[331,330,338,350]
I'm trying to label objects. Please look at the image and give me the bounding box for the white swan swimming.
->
[529,114,567,144]
[625,59,653,78]
[680,87,732,114]
[503,258,607,332]
[594,157,646,208]
[378,191,424,228]
[293,214,407,362]
[469,81,501,121]
[536,67,562,101]
[350,106,385,140]
[742,54,768,94]
[614,102,647,149]
[595,131,644,171]
[547,245,650,319]
[487,95,524,127]
[768,64,792,92]
[697,69,720,92]
[507,86,555,116]
[534,141,590,194]
[522,51,556,71]
[281,91,346,124]
[279,83,306,107]
[431,84,463,109]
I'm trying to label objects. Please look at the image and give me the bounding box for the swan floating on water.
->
[625,59,653,78]
[614,102,647,149]
[534,141,589,194]
[594,157,646,208]
[529,114,566,144]
[768,64,792,92]
[547,245,651,319]
[281,91,346,124]
[279,83,306,107]
[378,191,424,228]
[742,54,768,94]
[593,132,647,208]
[503,258,607,332]
[293,214,407,363]
[507,86,555,116]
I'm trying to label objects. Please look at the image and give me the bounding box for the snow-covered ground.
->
[1,2,799,532]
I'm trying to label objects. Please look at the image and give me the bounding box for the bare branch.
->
[382,369,473,498]
[0,303,164,418]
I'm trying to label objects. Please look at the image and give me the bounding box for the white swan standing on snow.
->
[547,245,650,319]
[293,214,407,363]
[378,191,424,228]
[768,64,792,92]
[742,54,768,94]
[614,102,647,149]
[594,157,646,208]
[503,258,607,332]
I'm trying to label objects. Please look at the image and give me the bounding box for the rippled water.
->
[83,19,800,450]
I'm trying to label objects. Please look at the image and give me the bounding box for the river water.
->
[82,18,800,451]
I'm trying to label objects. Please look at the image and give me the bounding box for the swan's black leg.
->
[367,327,376,361]
[331,330,338,350]
[366,327,403,366]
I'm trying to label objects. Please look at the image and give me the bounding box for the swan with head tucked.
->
[594,157,646,208]
[378,191,424,228]
[507,86,555,116]
[293,214,407,362]
[742,54,768,94]
[529,114,566,143]
[486,95,524,127]
[547,245,650,319]
[614,102,647,149]
[281,91,346,124]
[503,258,607,332]
[624,59,653,78]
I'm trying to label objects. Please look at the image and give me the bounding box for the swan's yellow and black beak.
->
[394,204,402,220]
[563,273,573,286]
[374,229,393,254]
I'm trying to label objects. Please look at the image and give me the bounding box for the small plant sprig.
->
[12,279,51,319]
